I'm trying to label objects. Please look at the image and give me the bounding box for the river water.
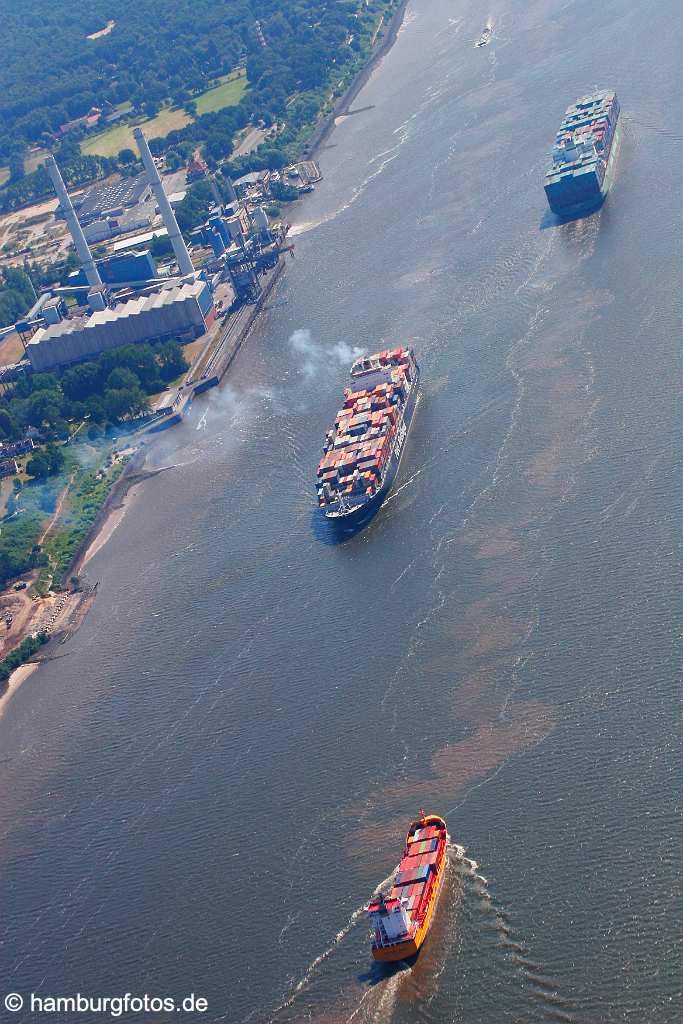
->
[1,1,681,1022]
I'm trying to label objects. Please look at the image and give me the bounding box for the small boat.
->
[475,26,492,47]
[367,812,448,962]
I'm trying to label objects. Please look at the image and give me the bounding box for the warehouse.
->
[26,280,214,372]
[74,174,152,225]
[66,249,159,288]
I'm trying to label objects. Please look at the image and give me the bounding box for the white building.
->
[27,280,214,372]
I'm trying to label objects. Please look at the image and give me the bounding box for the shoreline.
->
[0,585,98,720]
[0,449,152,717]
[307,0,410,159]
[0,0,412,719]
[0,663,40,719]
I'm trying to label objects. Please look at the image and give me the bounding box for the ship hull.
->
[369,813,449,964]
[323,372,419,525]
[371,848,447,962]
[546,118,622,218]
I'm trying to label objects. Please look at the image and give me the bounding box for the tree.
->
[164,149,183,171]
[26,444,64,478]
[0,408,18,439]
[26,453,50,479]
[118,148,136,164]
[25,389,63,429]
[31,372,59,393]
[61,362,100,402]
[175,180,213,233]
[103,386,149,422]
[44,444,65,474]
[0,267,35,329]
[106,366,140,392]
[156,340,187,380]
[9,153,25,181]
[270,180,299,203]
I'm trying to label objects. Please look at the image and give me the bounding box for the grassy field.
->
[81,107,192,158]
[195,71,248,115]
[0,166,9,187]
[80,69,246,158]
[24,148,49,174]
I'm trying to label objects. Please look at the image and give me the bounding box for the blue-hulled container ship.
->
[316,346,419,524]
[544,91,621,217]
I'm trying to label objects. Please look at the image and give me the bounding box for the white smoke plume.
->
[289,328,320,379]
[288,329,365,378]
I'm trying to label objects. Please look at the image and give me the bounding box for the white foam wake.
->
[269,864,401,1019]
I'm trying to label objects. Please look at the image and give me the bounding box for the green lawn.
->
[0,166,8,187]
[195,71,248,115]
[24,148,49,173]
[81,106,193,158]
[80,71,246,158]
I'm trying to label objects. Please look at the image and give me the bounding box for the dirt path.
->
[39,474,75,545]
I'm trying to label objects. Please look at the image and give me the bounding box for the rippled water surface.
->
[1,2,681,1022]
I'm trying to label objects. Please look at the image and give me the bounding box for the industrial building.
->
[232,170,273,201]
[21,137,215,373]
[27,280,214,372]
[74,175,152,225]
[66,249,159,289]
[111,227,168,254]
[82,208,155,245]
[67,173,156,244]
[11,128,293,380]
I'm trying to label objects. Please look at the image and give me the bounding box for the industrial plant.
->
[5,128,296,395]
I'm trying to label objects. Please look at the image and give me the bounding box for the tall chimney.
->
[134,128,194,277]
[223,173,239,208]
[47,156,104,290]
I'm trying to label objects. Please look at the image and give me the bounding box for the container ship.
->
[544,90,621,217]
[316,346,419,523]
[367,813,448,962]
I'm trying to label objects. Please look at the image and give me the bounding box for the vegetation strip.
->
[0,631,48,685]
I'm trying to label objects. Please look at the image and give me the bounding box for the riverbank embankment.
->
[306,0,410,158]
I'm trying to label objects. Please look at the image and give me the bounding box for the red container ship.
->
[367,813,448,962]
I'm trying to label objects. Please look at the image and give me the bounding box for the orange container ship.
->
[367,813,448,962]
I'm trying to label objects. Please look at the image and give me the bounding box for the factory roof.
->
[75,174,151,221]
[28,281,206,345]
[110,227,168,252]
[233,170,270,187]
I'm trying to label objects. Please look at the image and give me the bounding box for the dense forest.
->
[0,0,399,162]
[0,339,187,443]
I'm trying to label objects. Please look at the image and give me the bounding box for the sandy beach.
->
[0,586,97,720]
[0,449,151,718]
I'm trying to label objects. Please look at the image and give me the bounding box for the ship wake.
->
[268,865,401,1020]
[454,845,578,1023]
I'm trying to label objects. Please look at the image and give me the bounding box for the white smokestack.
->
[134,128,194,278]
[47,156,104,290]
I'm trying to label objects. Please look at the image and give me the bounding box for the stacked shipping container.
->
[544,90,620,214]
[317,347,415,508]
